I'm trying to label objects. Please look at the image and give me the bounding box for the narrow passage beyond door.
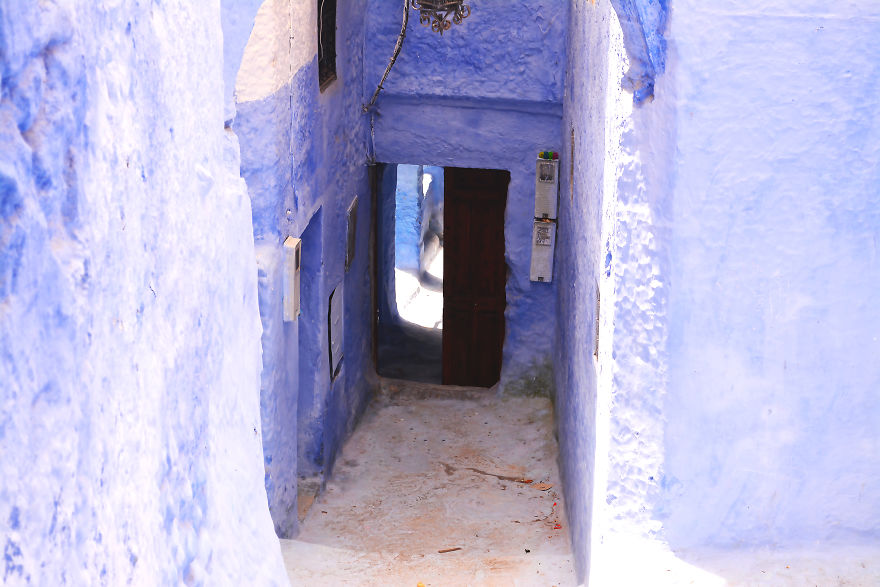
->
[442,167,509,387]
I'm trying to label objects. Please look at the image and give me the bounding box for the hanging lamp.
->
[410,0,471,34]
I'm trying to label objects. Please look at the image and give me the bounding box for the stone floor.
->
[281,379,577,586]
[377,320,443,384]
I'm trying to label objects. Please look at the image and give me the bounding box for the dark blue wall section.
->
[377,164,398,325]
[366,0,567,104]
[297,209,325,478]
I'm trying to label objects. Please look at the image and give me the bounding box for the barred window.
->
[317,0,337,90]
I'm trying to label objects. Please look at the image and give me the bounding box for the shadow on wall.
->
[298,209,326,477]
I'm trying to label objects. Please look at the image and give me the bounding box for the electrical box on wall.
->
[283,236,301,321]
[534,151,559,219]
[530,219,556,282]
[531,150,559,282]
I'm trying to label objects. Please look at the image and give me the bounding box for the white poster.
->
[530,220,556,283]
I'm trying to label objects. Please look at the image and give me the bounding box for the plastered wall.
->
[555,1,628,580]
[560,1,880,584]
[234,0,375,536]
[0,1,287,583]
[659,0,880,550]
[366,0,568,391]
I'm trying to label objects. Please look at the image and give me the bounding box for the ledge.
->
[370,93,564,118]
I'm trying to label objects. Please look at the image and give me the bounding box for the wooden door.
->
[442,167,509,387]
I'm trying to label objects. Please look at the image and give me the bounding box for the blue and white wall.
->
[233,0,375,536]
[556,1,629,580]
[0,1,287,583]
[365,0,568,392]
[655,0,880,554]
[558,0,880,584]
[4,1,878,583]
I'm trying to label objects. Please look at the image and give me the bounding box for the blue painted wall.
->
[220,0,264,121]
[419,165,444,276]
[555,1,624,580]
[366,0,566,104]
[556,0,671,581]
[393,164,422,274]
[366,0,567,391]
[389,163,444,278]
[0,1,287,583]
[659,1,880,550]
[561,1,880,584]
[234,0,375,536]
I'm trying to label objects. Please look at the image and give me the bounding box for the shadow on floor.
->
[377,320,442,384]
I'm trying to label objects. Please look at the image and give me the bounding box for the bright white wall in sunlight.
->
[394,252,444,330]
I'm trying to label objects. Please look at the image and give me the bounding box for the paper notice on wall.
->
[530,221,556,283]
[535,223,553,246]
[534,159,559,219]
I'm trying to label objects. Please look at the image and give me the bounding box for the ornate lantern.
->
[411,0,471,34]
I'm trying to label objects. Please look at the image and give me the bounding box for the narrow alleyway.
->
[378,241,445,384]
[281,379,576,586]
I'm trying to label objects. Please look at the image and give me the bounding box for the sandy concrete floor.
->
[281,380,577,586]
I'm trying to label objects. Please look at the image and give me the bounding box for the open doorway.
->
[376,164,509,388]
[377,164,445,383]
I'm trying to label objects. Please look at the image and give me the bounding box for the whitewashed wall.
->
[659,0,880,549]
[582,0,880,583]
[0,2,288,584]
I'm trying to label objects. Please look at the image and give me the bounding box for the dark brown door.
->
[442,167,509,387]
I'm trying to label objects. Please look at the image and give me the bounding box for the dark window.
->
[317,0,337,90]
[345,196,358,271]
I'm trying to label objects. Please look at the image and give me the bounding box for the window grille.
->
[317,0,337,90]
